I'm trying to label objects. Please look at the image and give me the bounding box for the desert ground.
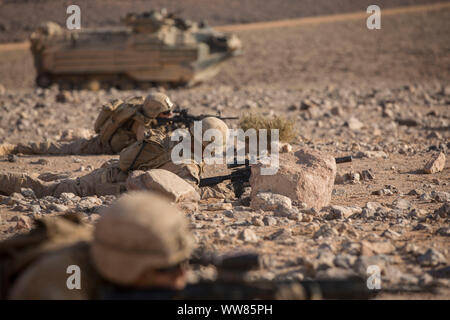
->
[0,1,449,299]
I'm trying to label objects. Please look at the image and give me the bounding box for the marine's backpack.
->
[94,97,151,153]
[118,132,172,172]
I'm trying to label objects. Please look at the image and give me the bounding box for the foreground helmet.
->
[90,191,193,286]
[142,92,174,118]
[190,117,229,148]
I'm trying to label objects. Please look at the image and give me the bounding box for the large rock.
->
[250,148,336,210]
[126,169,200,212]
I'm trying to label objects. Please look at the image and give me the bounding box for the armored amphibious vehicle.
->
[30,9,242,89]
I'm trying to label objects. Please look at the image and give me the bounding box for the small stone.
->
[49,203,69,212]
[407,189,423,196]
[418,273,434,287]
[251,216,264,226]
[429,266,450,279]
[76,197,102,212]
[326,205,356,220]
[10,193,25,202]
[313,225,339,239]
[360,240,395,256]
[355,151,388,159]
[207,202,233,211]
[436,227,450,237]
[315,251,336,270]
[419,192,432,201]
[392,198,412,210]
[332,188,346,196]
[263,216,277,226]
[223,210,234,218]
[365,202,382,211]
[31,159,49,165]
[426,132,441,139]
[15,215,32,230]
[334,254,357,269]
[28,205,41,214]
[330,106,342,116]
[381,229,400,239]
[353,255,390,276]
[418,249,446,267]
[430,191,450,203]
[20,188,35,198]
[413,223,432,232]
[287,212,303,221]
[346,117,364,131]
[213,229,225,240]
[250,192,292,211]
[8,154,18,162]
[269,228,292,241]
[239,229,259,243]
[360,169,375,181]
[59,192,77,201]
[56,90,72,103]
[423,152,445,174]
[407,208,427,219]
[372,189,393,196]
[279,143,293,153]
[434,203,449,218]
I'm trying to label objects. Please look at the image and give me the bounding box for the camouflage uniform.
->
[0,116,228,198]
[0,133,198,198]
[9,192,193,299]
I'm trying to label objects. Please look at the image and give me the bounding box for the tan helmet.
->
[90,191,194,286]
[190,117,229,148]
[142,92,174,118]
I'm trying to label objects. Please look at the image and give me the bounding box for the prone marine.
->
[0,92,175,156]
[4,191,194,299]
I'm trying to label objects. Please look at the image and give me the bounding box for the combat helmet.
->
[90,191,194,286]
[142,92,174,118]
[190,116,229,148]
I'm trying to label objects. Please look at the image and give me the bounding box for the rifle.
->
[199,156,353,187]
[155,109,239,127]
[99,252,377,300]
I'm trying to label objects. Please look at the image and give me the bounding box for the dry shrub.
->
[239,113,296,143]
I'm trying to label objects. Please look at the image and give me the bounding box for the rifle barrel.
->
[335,156,352,164]
[227,156,353,168]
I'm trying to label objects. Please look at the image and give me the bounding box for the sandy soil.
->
[0,0,445,43]
[0,1,449,300]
